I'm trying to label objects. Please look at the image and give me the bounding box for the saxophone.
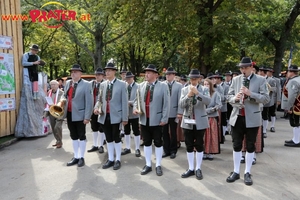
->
[136,87,143,114]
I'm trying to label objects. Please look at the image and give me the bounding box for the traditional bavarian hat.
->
[232,71,240,75]
[165,67,177,74]
[206,72,214,79]
[105,62,118,70]
[69,64,83,72]
[144,64,159,73]
[224,71,233,76]
[125,71,135,78]
[237,57,252,67]
[212,72,223,79]
[30,44,40,51]
[180,74,187,81]
[287,65,299,72]
[259,66,269,71]
[120,68,127,73]
[188,69,201,78]
[95,67,105,75]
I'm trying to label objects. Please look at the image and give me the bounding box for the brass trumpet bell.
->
[49,105,64,118]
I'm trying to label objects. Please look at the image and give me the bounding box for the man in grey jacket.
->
[226,57,269,186]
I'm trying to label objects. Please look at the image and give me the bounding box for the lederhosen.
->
[26,53,39,82]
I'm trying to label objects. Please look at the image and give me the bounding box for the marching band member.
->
[45,80,65,148]
[87,68,106,154]
[284,65,300,147]
[63,64,94,167]
[121,71,141,157]
[203,78,222,160]
[226,57,269,186]
[94,63,128,170]
[162,67,183,159]
[133,64,170,176]
[180,69,211,180]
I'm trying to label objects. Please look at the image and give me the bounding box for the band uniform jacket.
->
[165,81,184,117]
[127,82,139,119]
[264,76,277,107]
[272,76,282,103]
[133,80,170,126]
[286,76,300,110]
[63,79,93,121]
[227,74,270,128]
[220,82,229,112]
[90,80,103,106]
[206,91,222,118]
[180,85,211,130]
[281,78,290,110]
[95,79,128,124]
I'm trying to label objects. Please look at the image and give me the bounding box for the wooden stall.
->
[0,0,23,137]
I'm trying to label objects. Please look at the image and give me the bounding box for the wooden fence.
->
[0,0,23,137]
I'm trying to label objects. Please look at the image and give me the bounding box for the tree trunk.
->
[273,41,285,77]
[94,31,104,70]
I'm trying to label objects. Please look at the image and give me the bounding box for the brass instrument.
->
[98,86,103,115]
[49,100,65,119]
[136,87,143,114]
[293,94,300,115]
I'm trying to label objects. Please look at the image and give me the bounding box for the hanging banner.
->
[0,53,15,94]
[0,98,15,111]
[0,35,13,50]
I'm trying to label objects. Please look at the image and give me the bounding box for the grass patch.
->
[0,135,15,145]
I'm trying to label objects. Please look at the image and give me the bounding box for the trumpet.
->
[98,86,103,115]
[136,88,143,114]
[49,100,65,119]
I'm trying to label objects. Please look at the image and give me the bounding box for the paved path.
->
[0,116,299,200]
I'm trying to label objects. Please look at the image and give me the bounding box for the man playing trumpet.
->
[45,80,65,148]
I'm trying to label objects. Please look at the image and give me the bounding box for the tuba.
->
[136,88,143,114]
[49,100,65,119]
[293,94,300,115]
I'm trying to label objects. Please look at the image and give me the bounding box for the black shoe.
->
[67,158,79,166]
[284,141,300,147]
[98,146,104,154]
[170,153,176,159]
[87,146,98,152]
[285,139,294,144]
[263,133,267,138]
[156,166,163,176]
[77,158,85,167]
[270,127,275,132]
[252,158,256,165]
[240,155,245,163]
[113,160,121,170]
[135,149,141,157]
[121,148,131,155]
[162,152,170,158]
[103,140,107,145]
[244,172,253,186]
[181,169,195,178]
[141,165,152,175]
[225,131,229,135]
[226,172,240,183]
[195,169,203,180]
[102,160,114,169]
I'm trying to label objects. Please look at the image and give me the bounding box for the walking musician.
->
[62,64,93,167]
[121,71,141,157]
[94,63,128,170]
[87,68,106,154]
[180,69,211,180]
[162,67,183,159]
[133,64,170,176]
[226,57,269,186]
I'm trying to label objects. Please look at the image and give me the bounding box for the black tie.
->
[128,85,132,99]
[72,83,78,98]
[168,82,173,96]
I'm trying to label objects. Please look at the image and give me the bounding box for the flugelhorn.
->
[49,100,65,119]
[136,88,143,114]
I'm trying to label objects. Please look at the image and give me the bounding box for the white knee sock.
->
[144,146,152,167]
[263,120,268,133]
[107,142,115,161]
[134,136,140,150]
[233,151,241,173]
[72,140,79,159]
[125,135,131,149]
[99,132,105,146]
[187,152,194,171]
[195,151,203,170]
[271,116,276,128]
[293,127,300,143]
[245,152,254,174]
[222,126,227,136]
[114,142,122,161]
[92,131,99,147]
[155,147,163,167]
[79,140,86,158]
